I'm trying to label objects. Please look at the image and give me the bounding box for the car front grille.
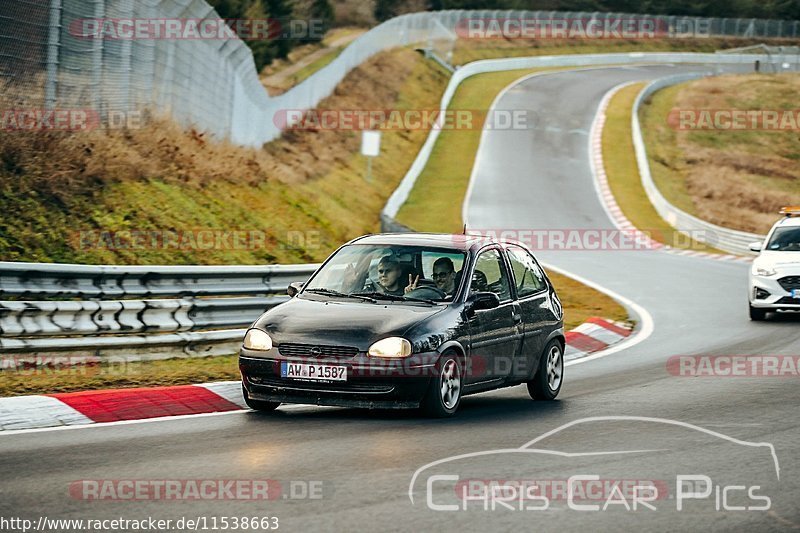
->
[248,375,393,393]
[278,343,359,359]
[778,276,800,291]
[776,296,800,305]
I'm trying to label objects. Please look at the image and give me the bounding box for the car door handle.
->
[512,313,523,324]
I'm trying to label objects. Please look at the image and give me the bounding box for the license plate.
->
[281,362,347,381]
[793,289,800,299]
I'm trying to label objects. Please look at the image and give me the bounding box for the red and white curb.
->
[0,383,247,431]
[589,82,751,264]
[0,317,632,432]
[564,317,632,362]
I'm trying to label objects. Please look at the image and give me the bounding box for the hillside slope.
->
[0,49,448,264]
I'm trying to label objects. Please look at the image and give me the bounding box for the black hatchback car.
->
[239,233,565,417]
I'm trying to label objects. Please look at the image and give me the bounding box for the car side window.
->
[470,249,511,301]
[507,246,546,298]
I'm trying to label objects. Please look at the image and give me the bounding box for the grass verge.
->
[603,83,725,253]
[396,67,552,232]
[0,356,240,397]
[395,67,629,330]
[292,47,344,84]
[451,37,800,66]
[639,73,800,234]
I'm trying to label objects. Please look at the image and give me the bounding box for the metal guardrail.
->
[0,262,317,298]
[0,262,319,358]
[631,75,767,254]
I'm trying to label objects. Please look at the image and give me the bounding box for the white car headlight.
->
[243,329,273,351]
[368,337,412,358]
[753,267,777,277]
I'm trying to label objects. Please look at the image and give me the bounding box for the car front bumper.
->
[749,273,800,310]
[239,350,439,409]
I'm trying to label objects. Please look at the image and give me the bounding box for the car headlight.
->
[243,329,273,351]
[753,267,777,277]
[368,337,412,358]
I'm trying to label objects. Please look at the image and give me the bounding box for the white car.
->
[748,207,800,320]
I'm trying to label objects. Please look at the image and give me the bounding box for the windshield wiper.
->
[304,288,377,303]
[354,291,437,304]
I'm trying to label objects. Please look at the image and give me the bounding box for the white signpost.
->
[361,130,381,182]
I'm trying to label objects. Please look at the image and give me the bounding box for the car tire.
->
[749,305,767,321]
[421,352,462,418]
[527,340,563,401]
[242,386,280,412]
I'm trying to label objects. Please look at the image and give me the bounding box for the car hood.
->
[754,251,800,273]
[253,296,447,350]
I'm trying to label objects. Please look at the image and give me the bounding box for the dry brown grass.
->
[641,73,800,234]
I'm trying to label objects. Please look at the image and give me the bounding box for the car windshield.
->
[303,244,467,303]
[766,227,800,252]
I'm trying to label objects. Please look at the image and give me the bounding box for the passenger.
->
[405,257,457,296]
[431,257,457,295]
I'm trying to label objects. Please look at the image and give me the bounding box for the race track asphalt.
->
[1,64,798,532]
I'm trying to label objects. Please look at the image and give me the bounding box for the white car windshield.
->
[766,227,800,252]
[303,244,467,302]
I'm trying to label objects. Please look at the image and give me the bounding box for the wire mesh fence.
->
[0,3,798,146]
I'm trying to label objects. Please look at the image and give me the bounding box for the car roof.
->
[774,216,800,229]
[347,233,526,253]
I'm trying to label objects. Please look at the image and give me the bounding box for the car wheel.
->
[749,305,767,321]
[527,340,563,401]
[421,352,462,418]
[242,386,280,412]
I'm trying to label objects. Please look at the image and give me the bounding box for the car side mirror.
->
[748,241,763,253]
[287,281,304,297]
[466,291,500,314]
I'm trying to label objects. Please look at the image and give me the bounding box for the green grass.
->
[450,37,800,66]
[0,356,240,397]
[291,47,344,85]
[396,68,548,232]
[603,83,726,253]
[637,83,700,215]
[396,67,630,329]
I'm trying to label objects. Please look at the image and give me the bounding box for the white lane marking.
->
[0,403,317,436]
[542,261,655,367]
